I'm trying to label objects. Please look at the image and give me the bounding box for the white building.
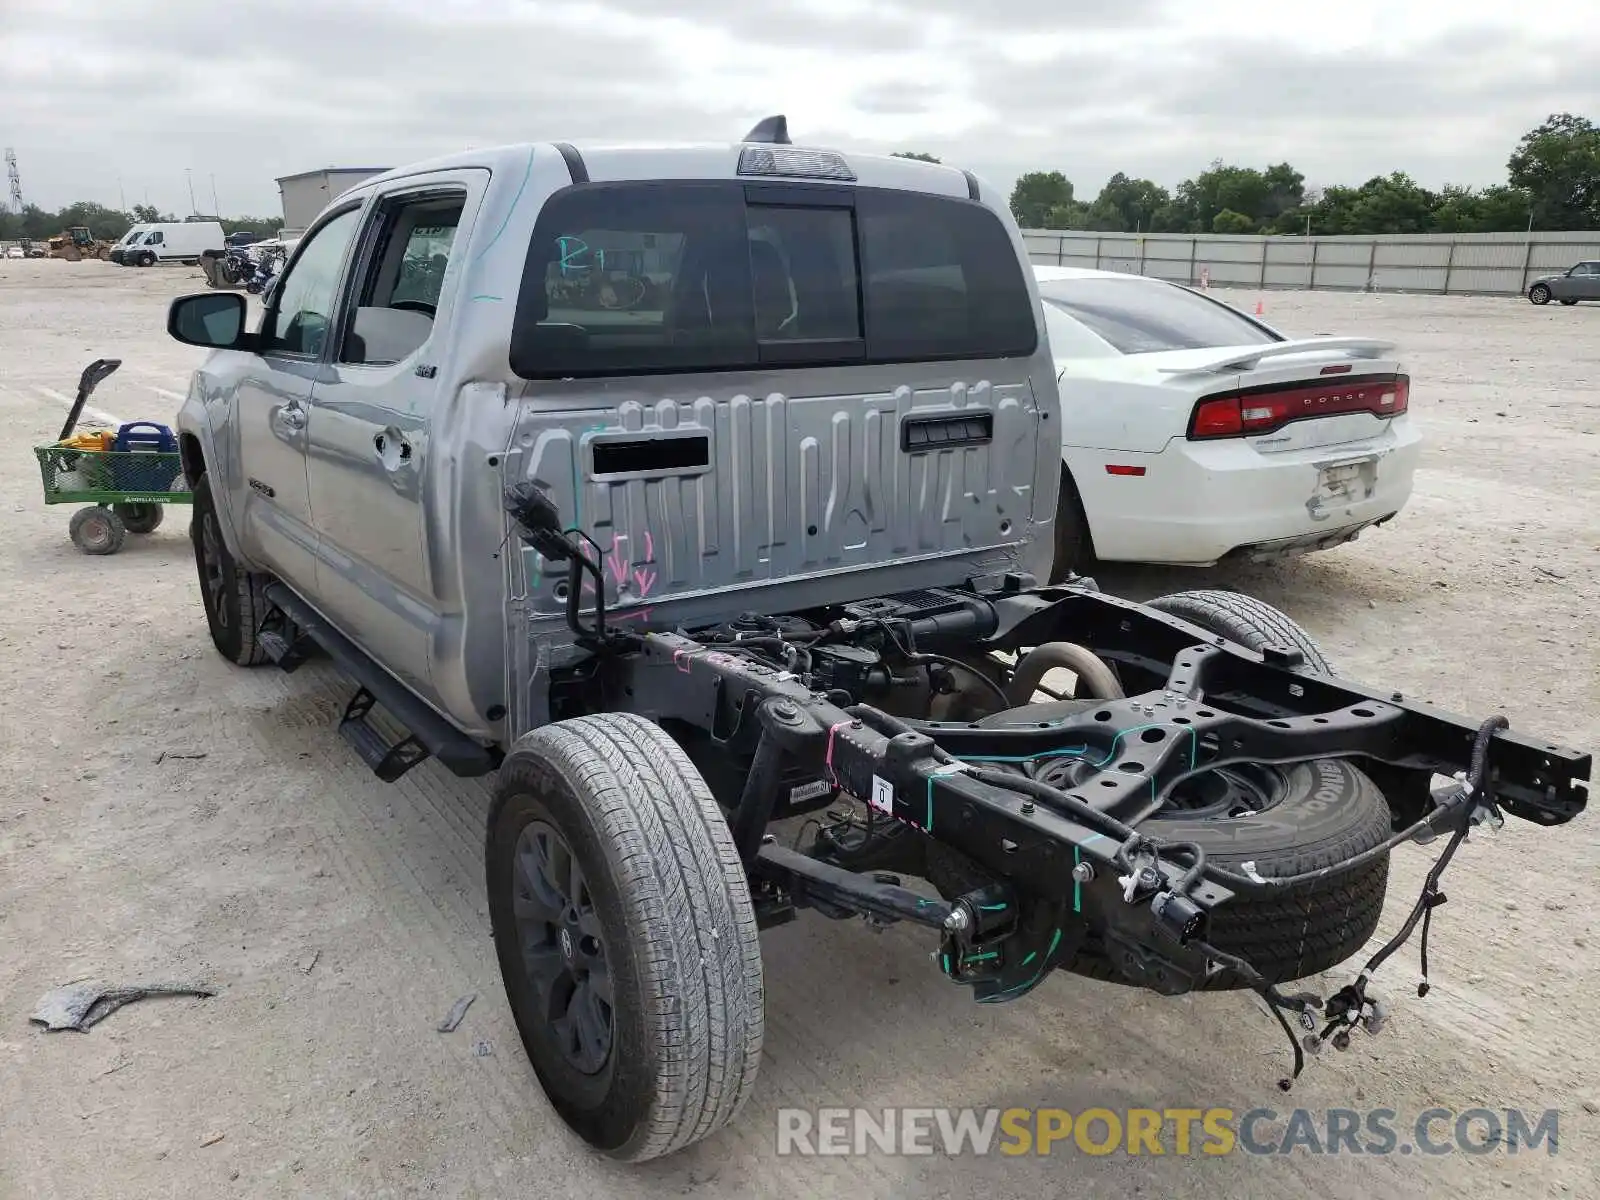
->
[276,167,389,238]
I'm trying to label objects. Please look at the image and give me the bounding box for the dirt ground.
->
[0,257,1595,1199]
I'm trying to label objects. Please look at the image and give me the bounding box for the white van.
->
[118,221,225,267]
[108,225,149,264]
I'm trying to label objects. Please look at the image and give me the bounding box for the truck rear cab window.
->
[510,181,1036,379]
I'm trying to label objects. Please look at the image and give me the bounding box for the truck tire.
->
[1064,758,1391,990]
[190,474,270,666]
[1147,588,1335,674]
[487,713,764,1162]
[1059,588,1388,989]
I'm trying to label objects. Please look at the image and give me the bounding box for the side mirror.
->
[168,292,252,350]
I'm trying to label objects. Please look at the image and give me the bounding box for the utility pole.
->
[209,173,220,216]
[185,168,198,217]
[4,148,22,213]
[117,175,127,212]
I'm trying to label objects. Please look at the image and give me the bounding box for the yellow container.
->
[59,430,114,452]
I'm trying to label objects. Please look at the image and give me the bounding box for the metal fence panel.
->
[1021,229,1600,296]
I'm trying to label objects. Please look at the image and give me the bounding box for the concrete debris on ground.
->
[31,982,217,1032]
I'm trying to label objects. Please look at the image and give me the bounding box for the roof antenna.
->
[742,115,791,145]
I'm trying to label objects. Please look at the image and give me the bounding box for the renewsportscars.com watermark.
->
[776,1107,1561,1157]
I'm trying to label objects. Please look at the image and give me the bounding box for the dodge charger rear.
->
[1035,267,1423,573]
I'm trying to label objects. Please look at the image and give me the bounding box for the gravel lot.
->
[0,258,1595,1199]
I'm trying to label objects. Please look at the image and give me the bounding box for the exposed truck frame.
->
[162,121,1590,1162]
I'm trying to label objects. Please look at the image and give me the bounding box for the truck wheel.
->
[1060,587,1388,989]
[190,474,270,665]
[1048,471,1094,583]
[113,502,164,534]
[1070,759,1391,989]
[1146,588,1335,673]
[487,713,764,1162]
[138,251,156,267]
[69,505,126,555]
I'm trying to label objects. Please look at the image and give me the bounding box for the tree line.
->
[11,112,1595,244]
[0,201,283,243]
[896,113,1600,236]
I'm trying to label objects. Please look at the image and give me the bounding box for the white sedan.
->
[1034,266,1422,579]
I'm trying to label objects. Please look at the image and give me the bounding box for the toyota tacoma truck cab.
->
[165,117,1589,1163]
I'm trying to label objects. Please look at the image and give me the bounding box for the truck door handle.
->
[276,402,307,431]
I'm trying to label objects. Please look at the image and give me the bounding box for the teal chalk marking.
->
[1073,845,1082,913]
[964,951,999,963]
[472,146,534,266]
[977,928,1062,1003]
[941,953,951,976]
[469,294,504,302]
[978,903,1008,912]
[954,722,1198,771]
[953,722,1200,813]
[925,776,935,831]
[1020,950,1037,967]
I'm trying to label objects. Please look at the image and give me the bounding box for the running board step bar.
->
[262,583,497,780]
[340,687,430,782]
[256,607,315,673]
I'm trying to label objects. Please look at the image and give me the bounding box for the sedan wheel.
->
[1529,283,1552,305]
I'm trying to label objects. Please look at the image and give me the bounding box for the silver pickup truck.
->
[166,117,1589,1163]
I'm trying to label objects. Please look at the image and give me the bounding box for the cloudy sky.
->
[3,0,1595,218]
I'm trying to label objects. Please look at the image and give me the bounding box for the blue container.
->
[113,422,179,454]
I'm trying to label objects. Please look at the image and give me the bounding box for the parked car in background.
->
[1034,266,1422,576]
[1527,261,1600,306]
[3,245,22,259]
[225,231,265,249]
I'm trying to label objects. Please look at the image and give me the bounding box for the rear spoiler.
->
[1156,337,1397,376]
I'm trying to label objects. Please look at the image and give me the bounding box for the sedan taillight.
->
[1188,375,1410,440]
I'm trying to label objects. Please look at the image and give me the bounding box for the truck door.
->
[302,170,487,697]
[229,204,363,586]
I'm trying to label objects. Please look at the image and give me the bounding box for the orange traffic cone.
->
[1254,297,1265,316]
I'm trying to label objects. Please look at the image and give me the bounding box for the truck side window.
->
[146,232,163,245]
[261,207,362,359]
[340,194,465,367]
